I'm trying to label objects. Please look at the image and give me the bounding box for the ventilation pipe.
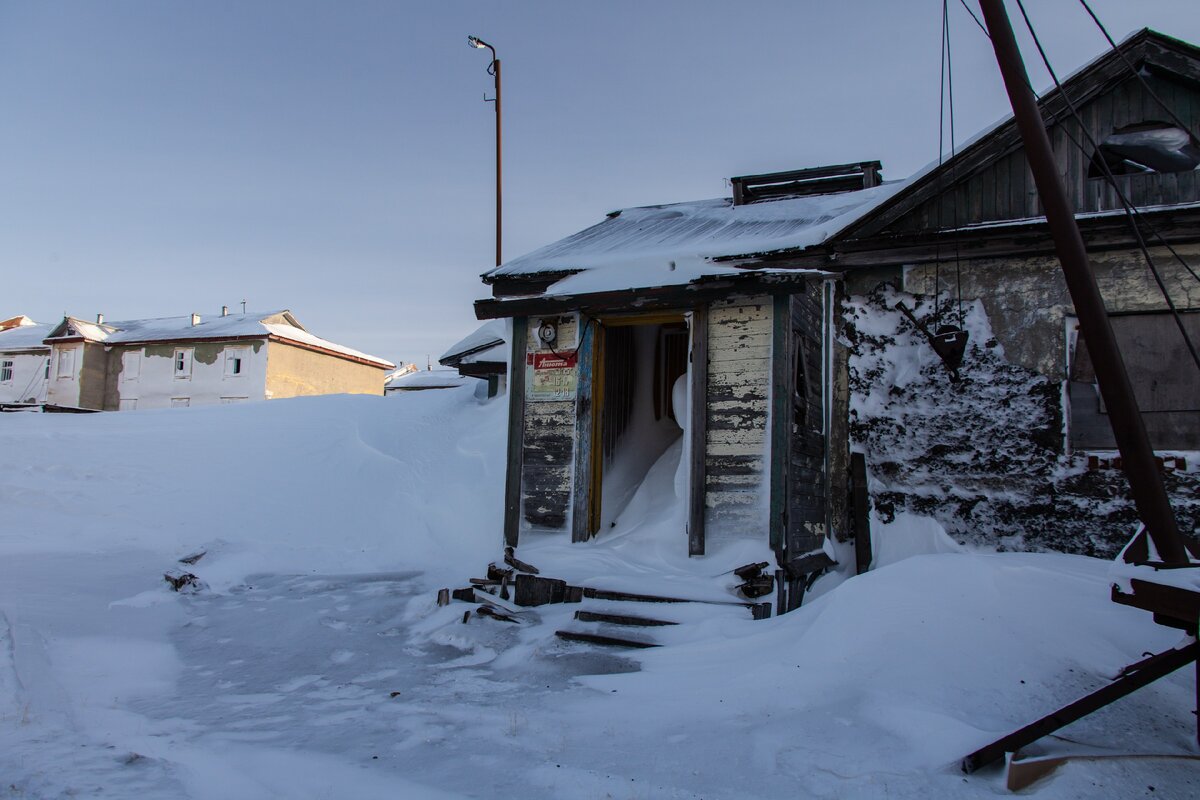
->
[222,305,229,317]
[191,313,201,326]
[96,313,104,324]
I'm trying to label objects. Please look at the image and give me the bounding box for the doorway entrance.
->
[585,313,690,538]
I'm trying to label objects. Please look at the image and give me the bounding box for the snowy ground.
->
[1,390,1197,798]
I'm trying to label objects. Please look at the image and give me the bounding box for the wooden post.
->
[769,294,791,553]
[688,306,709,556]
[978,0,1186,565]
[571,317,596,542]
[851,452,872,574]
[502,316,527,547]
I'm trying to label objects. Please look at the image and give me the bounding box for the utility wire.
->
[1013,0,1200,373]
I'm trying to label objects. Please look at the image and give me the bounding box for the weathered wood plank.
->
[571,324,596,543]
[503,317,529,547]
[688,306,708,556]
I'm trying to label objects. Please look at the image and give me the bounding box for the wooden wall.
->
[891,73,1200,235]
[785,287,828,562]
[704,296,771,541]
[518,315,578,533]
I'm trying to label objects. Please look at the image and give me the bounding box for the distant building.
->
[0,316,52,406]
[384,367,467,393]
[40,308,394,411]
[438,320,508,396]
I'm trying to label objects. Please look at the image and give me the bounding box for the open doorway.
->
[586,314,690,537]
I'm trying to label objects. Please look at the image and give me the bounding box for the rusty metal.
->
[977,0,1186,565]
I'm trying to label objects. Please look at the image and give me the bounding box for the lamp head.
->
[467,35,487,49]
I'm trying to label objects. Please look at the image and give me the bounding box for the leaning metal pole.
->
[977,0,1186,564]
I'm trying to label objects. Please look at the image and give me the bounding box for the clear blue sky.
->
[1,1,1197,366]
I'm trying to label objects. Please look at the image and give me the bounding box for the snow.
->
[484,184,905,296]
[438,320,506,364]
[2,389,1197,798]
[385,368,468,390]
[0,321,53,351]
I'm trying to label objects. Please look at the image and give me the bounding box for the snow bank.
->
[0,388,506,590]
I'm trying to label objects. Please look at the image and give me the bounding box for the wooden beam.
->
[688,306,709,556]
[502,317,528,547]
[961,640,1199,773]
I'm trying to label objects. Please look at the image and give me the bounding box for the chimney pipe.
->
[222,305,229,317]
[96,313,104,324]
[191,313,201,326]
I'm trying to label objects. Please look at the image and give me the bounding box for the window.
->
[56,348,75,379]
[220,396,248,404]
[0,360,12,383]
[1089,122,1200,177]
[224,347,248,377]
[122,350,141,381]
[119,398,137,411]
[171,397,190,408]
[174,348,192,378]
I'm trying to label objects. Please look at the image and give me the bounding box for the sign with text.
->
[526,351,578,401]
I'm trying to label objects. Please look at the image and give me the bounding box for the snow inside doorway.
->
[593,319,690,538]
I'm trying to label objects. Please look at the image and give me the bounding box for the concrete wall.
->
[0,350,48,404]
[264,341,388,399]
[112,340,269,410]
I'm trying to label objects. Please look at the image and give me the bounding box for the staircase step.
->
[582,587,751,607]
[573,610,679,628]
[554,630,660,649]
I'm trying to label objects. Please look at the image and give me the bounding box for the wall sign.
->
[526,351,578,401]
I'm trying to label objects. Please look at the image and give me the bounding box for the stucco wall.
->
[0,351,48,404]
[111,340,269,410]
[264,341,387,399]
[902,244,1200,380]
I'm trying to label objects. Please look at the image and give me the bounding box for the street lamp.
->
[468,35,502,267]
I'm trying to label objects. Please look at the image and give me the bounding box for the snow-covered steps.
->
[554,630,660,649]
[573,610,679,627]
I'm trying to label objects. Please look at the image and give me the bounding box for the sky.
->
[1,0,1197,367]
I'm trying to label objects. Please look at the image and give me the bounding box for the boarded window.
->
[122,350,141,380]
[171,397,190,408]
[56,348,75,379]
[1069,311,1200,450]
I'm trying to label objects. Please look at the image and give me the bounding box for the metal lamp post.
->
[468,35,502,267]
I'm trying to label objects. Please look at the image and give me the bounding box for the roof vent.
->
[191,313,201,326]
[222,305,229,317]
[96,313,104,324]
[731,161,882,206]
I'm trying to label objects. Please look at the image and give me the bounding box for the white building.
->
[41,309,394,411]
[0,316,52,406]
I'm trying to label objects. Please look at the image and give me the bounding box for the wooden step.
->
[582,587,748,607]
[554,630,660,649]
[573,610,678,627]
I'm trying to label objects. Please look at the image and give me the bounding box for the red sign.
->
[527,352,577,369]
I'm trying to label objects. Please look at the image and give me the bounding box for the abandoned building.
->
[473,28,1199,601]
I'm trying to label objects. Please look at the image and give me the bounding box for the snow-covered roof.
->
[46,311,394,368]
[0,321,53,352]
[483,184,905,295]
[385,369,468,391]
[438,321,507,365]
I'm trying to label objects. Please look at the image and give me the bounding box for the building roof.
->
[45,310,394,368]
[385,368,468,391]
[0,321,53,353]
[483,185,903,296]
[439,321,507,367]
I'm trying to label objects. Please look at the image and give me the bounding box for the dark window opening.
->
[1088,122,1200,178]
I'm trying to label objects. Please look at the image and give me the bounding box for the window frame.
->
[173,347,193,379]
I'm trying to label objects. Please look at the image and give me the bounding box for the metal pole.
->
[493,57,502,267]
[977,0,1186,564]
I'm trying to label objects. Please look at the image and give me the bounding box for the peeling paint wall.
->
[902,244,1200,380]
[264,341,387,399]
[518,314,578,533]
[114,340,268,410]
[705,296,771,541]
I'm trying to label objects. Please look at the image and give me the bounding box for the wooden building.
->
[475,163,898,602]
